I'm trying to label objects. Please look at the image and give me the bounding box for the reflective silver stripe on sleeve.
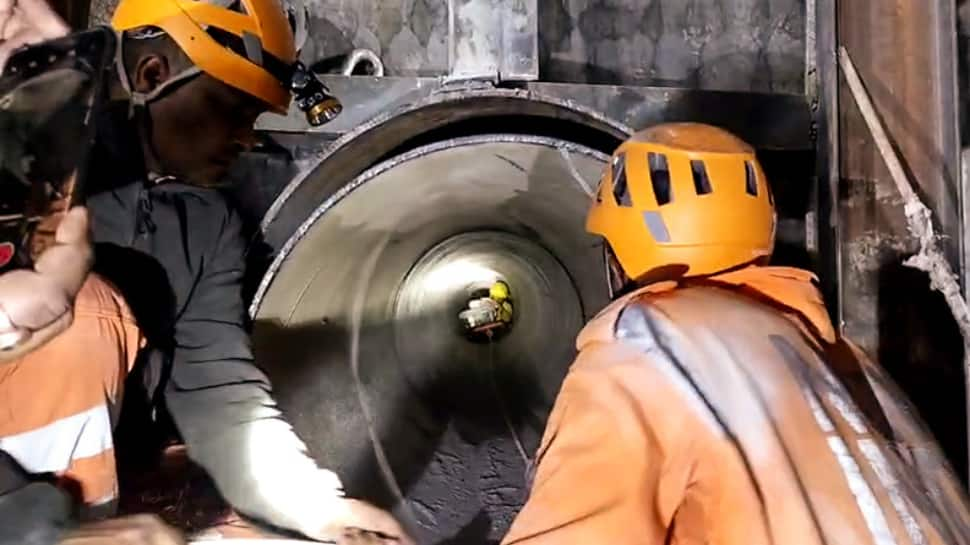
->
[771,335,897,545]
[804,386,836,433]
[859,439,927,545]
[826,390,870,434]
[828,436,897,545]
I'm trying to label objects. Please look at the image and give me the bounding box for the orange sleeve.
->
[502,342,685,545]
[0,274,142,508]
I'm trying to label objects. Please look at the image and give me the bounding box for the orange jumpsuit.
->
[503,266,970,545]
[0,273,142,517]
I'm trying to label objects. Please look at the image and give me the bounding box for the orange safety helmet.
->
[587,123,776,283]
[111,0,298,114]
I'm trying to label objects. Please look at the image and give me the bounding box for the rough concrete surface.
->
[88,0,805,93]
[87,0,114,26]
[539,0,804,92]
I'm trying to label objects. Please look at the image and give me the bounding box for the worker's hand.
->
[0,206,92,362]
[57,514,186,545]
[0,0,69,71]
[312,499,415,545]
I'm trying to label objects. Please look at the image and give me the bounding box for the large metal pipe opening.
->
[252,130,610,544]
[247,86,818,543]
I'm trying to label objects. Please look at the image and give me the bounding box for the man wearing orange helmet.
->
[501,123,970,545]
[0,1,411,543]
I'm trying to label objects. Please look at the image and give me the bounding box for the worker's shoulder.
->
[576,281,680,350]
[73,272,137,324]
[153,183,243,232]
[567,335,688,423]
[153,182,232,212]
[571,288,681,383]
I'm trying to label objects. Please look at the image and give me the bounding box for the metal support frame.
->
[257,76,813,151]
[809,0,842,328]
[939,2,964,283]
[948,1,970,487]
[833,0,966,482]
[447,0,539,82]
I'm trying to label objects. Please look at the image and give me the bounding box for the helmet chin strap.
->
[114,32,202,182]
[604,245,616,300]
[604,243,637,299]
[604,244,623,300]
[113,31,202,119]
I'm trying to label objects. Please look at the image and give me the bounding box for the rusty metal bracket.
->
[808,0,842,329]
[841,47,970,488]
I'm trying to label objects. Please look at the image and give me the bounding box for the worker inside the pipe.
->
[501,123,970,545]
[0,0,412,544]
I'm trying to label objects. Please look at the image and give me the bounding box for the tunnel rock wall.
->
[89,0,806,94]
[537,0,805,93]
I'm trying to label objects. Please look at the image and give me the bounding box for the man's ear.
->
[131,54,171,94]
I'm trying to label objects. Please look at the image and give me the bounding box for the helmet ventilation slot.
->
[648,152,672,206]
[612,153,632,206]
[690,160,713,195]
[745,161,758,196]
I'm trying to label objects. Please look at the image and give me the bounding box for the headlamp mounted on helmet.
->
[112,0,342,126]
[200,24,342,125]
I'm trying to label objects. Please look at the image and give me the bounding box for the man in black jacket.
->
[0,0,411,543]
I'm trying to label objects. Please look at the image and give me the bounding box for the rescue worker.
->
[0,208,181,545]
[0,0,412,543]
[502,123,970,545]
[0,3,186,542]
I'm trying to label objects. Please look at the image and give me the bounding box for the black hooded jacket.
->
[0,105,336,542]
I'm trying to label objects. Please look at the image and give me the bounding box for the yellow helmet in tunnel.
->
[586,123,776,282]
[111,0,298,114]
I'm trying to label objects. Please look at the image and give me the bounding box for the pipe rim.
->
[259,87,630,235]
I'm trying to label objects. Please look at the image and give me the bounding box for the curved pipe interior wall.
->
[245,87,820,543]
[251,97,615,542]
